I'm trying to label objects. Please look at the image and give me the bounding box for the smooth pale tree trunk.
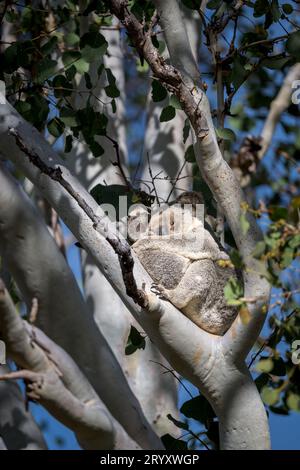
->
[67,21,180,437]
[0,18,48,449]
[128,8,203,433]
[139,7,201,201]
[0,162,161,450]
[0,365,47,450]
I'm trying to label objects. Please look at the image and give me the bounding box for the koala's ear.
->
[176,191,204,206]
[127,206,149,243]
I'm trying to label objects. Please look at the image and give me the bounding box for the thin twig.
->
[28,297,38,324]
[146,152,160,205]
[105,134,131,190]
[10,129,147,308]
[165,160,187,203]
[149,360,194,399]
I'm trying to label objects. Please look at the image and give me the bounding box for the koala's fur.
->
[129,199,238,335]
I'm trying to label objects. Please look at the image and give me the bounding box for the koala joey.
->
[128,192,238,335]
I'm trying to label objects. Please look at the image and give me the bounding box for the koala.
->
[129,194,238,335]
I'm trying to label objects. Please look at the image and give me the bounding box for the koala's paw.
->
[150,282,168,300]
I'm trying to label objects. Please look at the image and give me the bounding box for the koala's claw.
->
[150,283,168,300]
[150,282,160,294]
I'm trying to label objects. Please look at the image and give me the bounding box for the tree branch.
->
[0,364,47,449]
[0,89,212,386]
[0,278,141,449]
[259,63,300,159]
[0,162,161,449]
[153,0,201,83]
[10,129,147,308]
[110,0,270,361]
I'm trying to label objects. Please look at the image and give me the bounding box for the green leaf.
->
[151,80,167,102]
[90,184,136,220]
[111,98,117,114]
[130,0,155,22]
[255,373,269,392]
[5,9,18,23]
[180,395,215,424]
[269,206,288,222]
[89,141,104,158]
[105,84,120,98]
[271,358,286,377]
[151,35,159,49]
[15,101,31,120]
[65,32,80,46]
[59,108,78,127]
[35,58,57,84]
[105,68,120,98]
[41,36,58,55]
[74,58,89,74]
[282,3,293,14]
[181,0,202,10]
[3,43,20,73]
[184,144,196,163]
[256,358,274,373]
[64,134,73,153]
[52,75,73,98]
[169,94,182,109]
[252,241,266,259]
[229,249,244,269]
[207,0,222,10]
[82,0,107,15]
[286,31,300,60]
[160,105,176,122]
[24,94,49,130]
[241,29,268,47]
[80,31,108,62]
[76,107,108,132]
[97,63,104,77]
[183,119,190,144]
[289,234,300,249]
[136,59,149,73]
[269,405,289,415]
[280,246,294,268]
[62,51,81,69]
[167,414,189,431]
[161,434,188,450]
[47,117,65,138]
[231,55,249,89]
[84,72,93,90]
[270,0,281,22]
[20,6,34,30]
[240,213,250,236]
[254,0,269,17]
[286,393,300,412]
[125,326,146,355]
[263,56,290,70]
[215,127,236,141]
[224,277,243,306]
[261,386,280,406]
[65,65,77,81]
